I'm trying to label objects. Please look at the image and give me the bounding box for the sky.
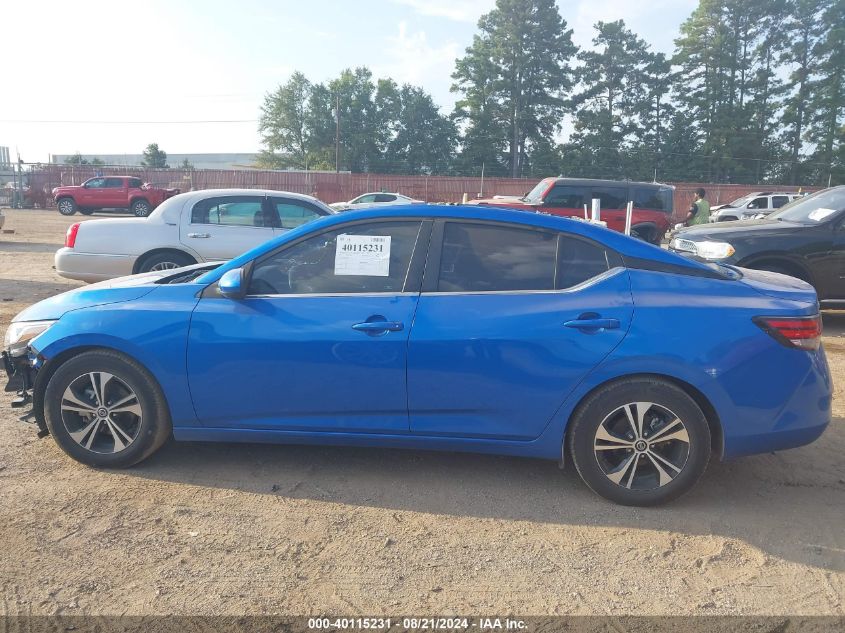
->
[0,0,697,163]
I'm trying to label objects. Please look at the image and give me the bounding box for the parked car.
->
[4,205,830,506]
[709,191,804,222]
[55,189,333,282]
[670,186,845,302]
[330,192,424,211]
[52,176,180,217]
[471,177,675,244]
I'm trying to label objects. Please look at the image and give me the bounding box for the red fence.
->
[22,165,819,221]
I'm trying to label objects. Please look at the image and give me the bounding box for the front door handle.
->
[352,320,404,334]
[187,232,210,238]
[564,318,620,330]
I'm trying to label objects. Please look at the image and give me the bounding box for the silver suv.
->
[709,191,803,222]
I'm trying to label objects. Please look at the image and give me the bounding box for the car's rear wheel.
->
[131,199,152,217]
[57,198,77,216]
[137,251,195,274]
[568,378,711,506]
[44,350,172,468]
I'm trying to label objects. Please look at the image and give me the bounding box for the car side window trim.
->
[421,219,621,295]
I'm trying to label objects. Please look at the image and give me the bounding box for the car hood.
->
[11,265,210,322]
[677,218,804,240]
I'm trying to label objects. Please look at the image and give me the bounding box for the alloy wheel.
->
[60,372,142,454]
[149,261,180,271]
[593,401,690,490]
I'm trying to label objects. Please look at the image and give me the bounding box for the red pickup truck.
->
[52,176,180,217]
[472,177,675,244]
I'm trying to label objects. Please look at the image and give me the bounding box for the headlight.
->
[3,320,57,356]
[693,241,735,260]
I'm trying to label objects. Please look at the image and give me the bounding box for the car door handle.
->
[187,232,210,238]
[352,321,404,333]
[564,318,620,330]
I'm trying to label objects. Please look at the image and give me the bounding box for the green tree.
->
[386,86,456,174]
[179,158,195,170]
[563,20,659,180]
[453,0,577,177]
[64,152,89,165]
[90,157,105,166]
[141,143,168,168]
[804,0,845,185]
[258,71,316,169]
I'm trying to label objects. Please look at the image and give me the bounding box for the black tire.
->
[131,199,152,217]
[137,250,194,274]
[43,350,172,468]
[56,197,77,216]
[568,377,711,506]
[79,208,94,216]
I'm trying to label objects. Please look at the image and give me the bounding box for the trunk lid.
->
[736,266,818,306]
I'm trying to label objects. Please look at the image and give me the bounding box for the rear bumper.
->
[722,346,832,459]
[54,248,136,282]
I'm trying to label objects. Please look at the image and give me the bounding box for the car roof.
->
[551,177,674,189]
[151,188,333,223]
[197,203,715,285]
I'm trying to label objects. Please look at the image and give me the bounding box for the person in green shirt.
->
[685,187,711,225]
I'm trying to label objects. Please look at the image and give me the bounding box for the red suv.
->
[473,177,675,244]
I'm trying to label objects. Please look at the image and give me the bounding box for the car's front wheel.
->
[131,199,152,217]
[43,350,172,468]
[568,378,711,506]
[56,198,77,216]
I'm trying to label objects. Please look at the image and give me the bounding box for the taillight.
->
[754,315,822,351]
[65,222,80,248]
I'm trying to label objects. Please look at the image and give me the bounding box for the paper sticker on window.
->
[808,208,837,221]
[335,234,391,276]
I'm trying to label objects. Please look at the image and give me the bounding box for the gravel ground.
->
[0,208,843,617]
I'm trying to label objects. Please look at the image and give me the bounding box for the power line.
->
[0,119,257,124]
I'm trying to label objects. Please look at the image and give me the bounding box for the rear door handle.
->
[564,318,620,330]
[352,321,404,333]
[187,232,210,238]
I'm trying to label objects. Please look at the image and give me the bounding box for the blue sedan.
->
[2,206,832,505]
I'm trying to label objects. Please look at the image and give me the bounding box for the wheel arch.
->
[562,372,723,463]
[133,248,198,274]
[736,253,814,284]
[32,344,171,435]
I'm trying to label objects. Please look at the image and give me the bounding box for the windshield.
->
[768,188,845,224]
[727,194,755,208]
[523,179,553,203]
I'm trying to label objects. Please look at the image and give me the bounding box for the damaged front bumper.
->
[2,348,48,437]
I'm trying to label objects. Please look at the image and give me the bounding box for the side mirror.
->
[218,267,246,299]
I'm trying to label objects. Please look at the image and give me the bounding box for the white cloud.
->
[390,0,494,23]
[376,21,461,106]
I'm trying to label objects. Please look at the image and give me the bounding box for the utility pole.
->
[335,93,340,174]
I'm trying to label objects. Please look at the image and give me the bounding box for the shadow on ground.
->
[130,417,845,573]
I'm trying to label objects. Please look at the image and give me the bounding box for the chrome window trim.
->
[421,267,623,296]
[244,291,421,299]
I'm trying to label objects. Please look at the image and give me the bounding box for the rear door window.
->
[633,187,669,211]
[772,195,789,208]
[374,194,397,202]
[191,196,267,226]
[104,178,124,188]
[590,187,627,210]
[556,237,612,289]
[437,223,557,292]
[271,198,324,229]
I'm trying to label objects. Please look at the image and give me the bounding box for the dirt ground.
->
[0,208,843,617]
